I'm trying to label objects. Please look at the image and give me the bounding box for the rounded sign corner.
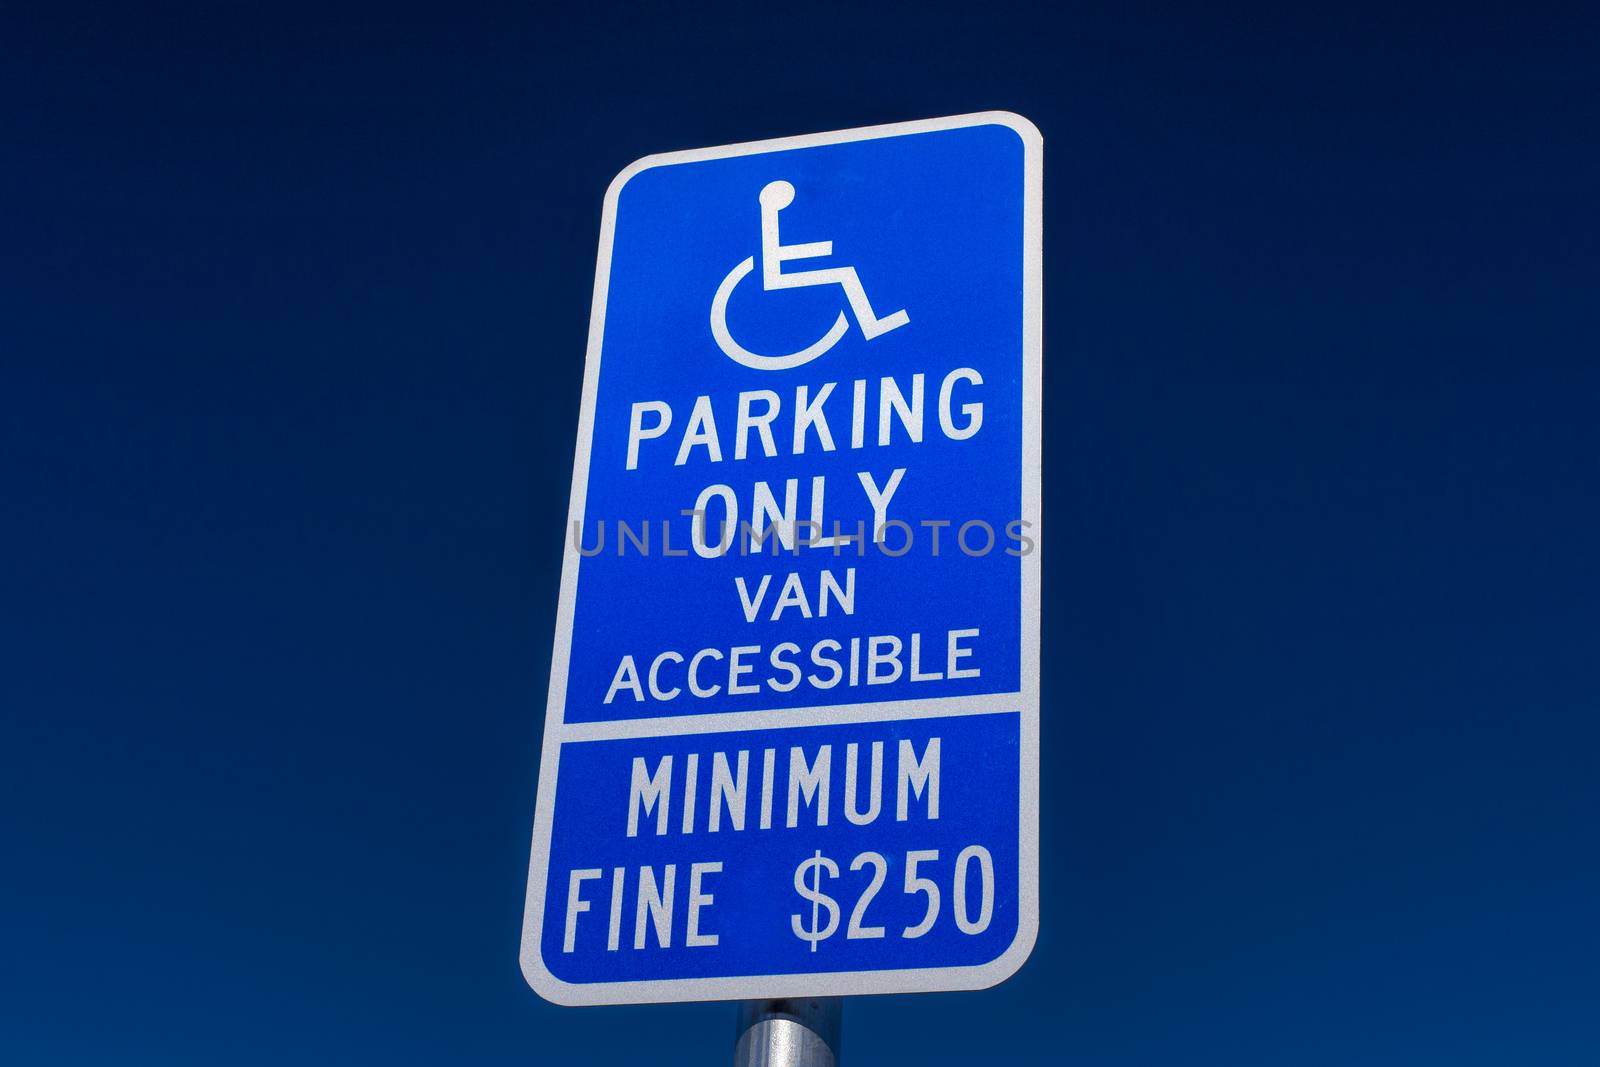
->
[602,152,673,215]
[520,942,587,1007]
[973,110,1043,152]
[978,903,1040,991]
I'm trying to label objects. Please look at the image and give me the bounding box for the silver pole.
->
[733,998,843,1067]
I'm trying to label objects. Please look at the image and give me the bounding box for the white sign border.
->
[520,110,1043,1006]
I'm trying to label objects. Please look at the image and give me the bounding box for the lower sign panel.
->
[527,710,1032,1001]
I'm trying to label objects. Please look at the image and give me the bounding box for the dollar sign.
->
[791,850,841,950]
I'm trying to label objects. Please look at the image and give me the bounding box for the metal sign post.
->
[519,112,1043,1023]
[733,998,842,1067]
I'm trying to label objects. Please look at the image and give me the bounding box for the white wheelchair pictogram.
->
[711,180,909,371]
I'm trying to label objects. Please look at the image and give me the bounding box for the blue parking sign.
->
[521,112,1042,1004]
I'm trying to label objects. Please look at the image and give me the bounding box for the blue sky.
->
[4,2,1598,1063]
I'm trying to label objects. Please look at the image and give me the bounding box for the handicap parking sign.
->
[521,112,1042,1005]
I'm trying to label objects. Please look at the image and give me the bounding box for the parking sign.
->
[521,112,1041,1004]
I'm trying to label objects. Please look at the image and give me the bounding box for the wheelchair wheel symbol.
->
[710,180,908,372]
[711,256,850,371]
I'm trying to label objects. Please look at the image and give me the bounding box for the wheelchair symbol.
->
[711,180,909,371]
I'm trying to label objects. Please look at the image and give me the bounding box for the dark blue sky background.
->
[4,3,1597,1063]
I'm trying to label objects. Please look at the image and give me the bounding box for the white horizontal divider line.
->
[558,691,1024,743]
